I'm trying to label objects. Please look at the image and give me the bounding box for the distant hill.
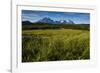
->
[22,21,32,25]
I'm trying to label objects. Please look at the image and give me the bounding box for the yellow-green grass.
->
[22,29,90,62]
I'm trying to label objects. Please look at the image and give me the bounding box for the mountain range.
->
[36,17,75,24]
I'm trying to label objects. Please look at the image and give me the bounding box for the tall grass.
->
[22,29,90,62]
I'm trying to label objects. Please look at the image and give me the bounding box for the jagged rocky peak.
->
[67,19,75,24]
[38,17,54,24]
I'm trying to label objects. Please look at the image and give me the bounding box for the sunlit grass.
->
[22,29,90,62]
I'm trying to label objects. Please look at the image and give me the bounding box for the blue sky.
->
[22,10,90,24]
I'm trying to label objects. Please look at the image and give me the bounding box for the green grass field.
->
[22,29,90,62]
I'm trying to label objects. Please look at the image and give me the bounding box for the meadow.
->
[22,24,90,62]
